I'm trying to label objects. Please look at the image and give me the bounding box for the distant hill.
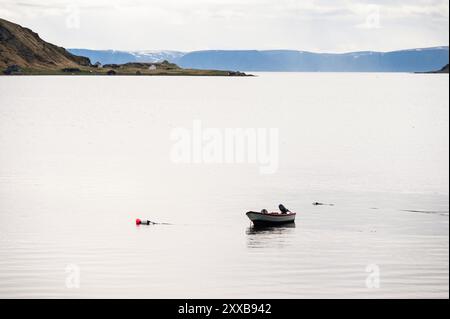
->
[68,47,449,72]
[0,18,91,69]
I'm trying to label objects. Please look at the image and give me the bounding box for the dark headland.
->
[416,64,449,74]
[0,18,251,76]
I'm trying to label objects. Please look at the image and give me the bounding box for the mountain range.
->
[69,47,449,72]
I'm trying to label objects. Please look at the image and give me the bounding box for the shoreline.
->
[1,65,253,77]
[0,73,255,77]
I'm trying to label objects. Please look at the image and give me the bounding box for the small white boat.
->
[246,211,296,226]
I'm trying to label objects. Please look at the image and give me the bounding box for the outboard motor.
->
[279,204,290,214]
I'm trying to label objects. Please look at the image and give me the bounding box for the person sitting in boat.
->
[279,204,290,214]
[261,209,268,214]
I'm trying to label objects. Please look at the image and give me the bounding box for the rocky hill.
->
[0,18,91,70]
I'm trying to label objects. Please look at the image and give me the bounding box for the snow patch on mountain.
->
[130,51,186,62]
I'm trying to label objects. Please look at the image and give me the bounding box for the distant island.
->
[0,18,250,76]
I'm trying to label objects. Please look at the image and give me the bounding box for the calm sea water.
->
[0,73,448,298]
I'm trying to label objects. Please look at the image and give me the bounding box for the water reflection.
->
[246,223,296,249]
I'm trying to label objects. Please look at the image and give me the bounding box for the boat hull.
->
[246,211,296,226]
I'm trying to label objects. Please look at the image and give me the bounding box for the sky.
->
[0,0,448,52]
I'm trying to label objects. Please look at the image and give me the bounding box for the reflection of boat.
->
[246,222,296,235]
[246,211,296,226]
[246,223,296,248]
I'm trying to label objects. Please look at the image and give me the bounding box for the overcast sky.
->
[0,0,448,52]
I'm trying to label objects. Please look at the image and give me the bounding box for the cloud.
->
[0,0,448,51]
